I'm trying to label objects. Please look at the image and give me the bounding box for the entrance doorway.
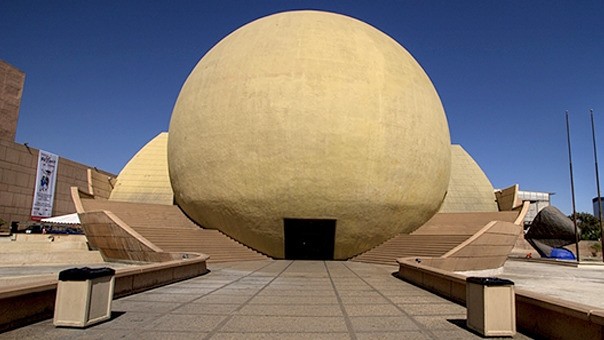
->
[283,218,336,260]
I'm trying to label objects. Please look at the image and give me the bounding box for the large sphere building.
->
[168,11,451,259]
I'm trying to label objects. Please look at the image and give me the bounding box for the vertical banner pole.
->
[566,111,580,261]
[590,109,604,262]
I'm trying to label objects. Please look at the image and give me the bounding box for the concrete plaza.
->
[0,260,531,339]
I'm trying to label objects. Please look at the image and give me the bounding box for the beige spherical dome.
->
[168,10,451,259]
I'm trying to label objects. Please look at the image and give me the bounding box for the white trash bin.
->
[466,276,516,337]
[53,267,115,328]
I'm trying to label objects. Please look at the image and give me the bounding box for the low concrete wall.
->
[397,258,604,339]
[0,234,104,265]
[0,254,208,333]
[397,258,467,305]
[1,242,89,252]
[0,252,104,265]
[10,234,88,243]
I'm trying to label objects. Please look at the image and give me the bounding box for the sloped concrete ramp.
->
[78,198,268,263]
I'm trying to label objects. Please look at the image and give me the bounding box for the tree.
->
[569,212,602,240]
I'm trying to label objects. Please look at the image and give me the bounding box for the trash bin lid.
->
[466,277,514,286]
[58,267,116,281]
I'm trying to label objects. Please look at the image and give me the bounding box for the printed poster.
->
[31,150,59,220]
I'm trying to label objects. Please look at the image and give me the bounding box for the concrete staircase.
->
[80,199,268,263]
[352,211,520,266]
[351,234,470,266]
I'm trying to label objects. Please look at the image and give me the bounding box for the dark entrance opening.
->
[283,218,336,260]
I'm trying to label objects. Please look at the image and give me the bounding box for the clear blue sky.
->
[1,1,603,215]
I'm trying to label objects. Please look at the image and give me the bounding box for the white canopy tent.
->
[40,213,81,225]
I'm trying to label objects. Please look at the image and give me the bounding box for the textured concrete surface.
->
[168,10,451,259]
[1,260,531,339]
[0,60,25,142]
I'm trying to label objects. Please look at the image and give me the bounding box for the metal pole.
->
[566,111,580,261]
[590,108,604,262]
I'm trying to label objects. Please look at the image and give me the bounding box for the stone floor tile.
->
[59,328,135,339]
[335,289,376,296]
[349,316,420,332]
[210,332,351,339]
[150,286,214,294]
[136,330,208,339]
[150,314,227,332]
[93,311,163,330]
[196,294,252,304]
[430,329,485,339]
[390,295,449,304]
[249,295,339,304]
[343,304,404,317]
[236,304,343,316]
[355,331,432,340]
[330,277,368,283]
[219,315,348,333]
[265,284,333,291]
[331,284,373,291]
[111,300,182,313]
[401,303,466,316]
[236,277,274,284]
[268,279,331,284]
[412,315,469,330]
[124,293,202,303]
[211,288,260,296]
[257,288,335,296]
[339,295,390,304]
[171,303,241,315]
[380,289,430,298]
[0,322,90,340]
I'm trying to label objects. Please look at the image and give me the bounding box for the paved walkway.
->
[2,260,529,339]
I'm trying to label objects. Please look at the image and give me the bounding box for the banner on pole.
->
[31,150,59,221]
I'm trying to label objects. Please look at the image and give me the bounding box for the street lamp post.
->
[566,111,580,261]
[589,109,604,262]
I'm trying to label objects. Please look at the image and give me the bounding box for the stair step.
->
[81,199,269,262]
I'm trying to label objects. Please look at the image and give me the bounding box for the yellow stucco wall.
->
[439,145,498,213]
[109,133,173,205]
[168,11,451,259]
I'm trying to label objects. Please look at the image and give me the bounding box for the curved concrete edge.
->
[396,257,604,339]
[92,210,165,253]
[79,210,172,262]
[441,221,498,258]
[513,201,531,226]
[0,253,209,333]
[415,220,522,271]
[70,186,88,214]
[111,253,210,298]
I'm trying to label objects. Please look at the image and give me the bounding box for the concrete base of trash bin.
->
[466,277,516,337]
[53,269,115,328]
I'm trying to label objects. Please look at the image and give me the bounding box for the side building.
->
[0,60,115,230]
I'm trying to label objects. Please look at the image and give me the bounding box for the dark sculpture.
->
[525,206,578,259]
